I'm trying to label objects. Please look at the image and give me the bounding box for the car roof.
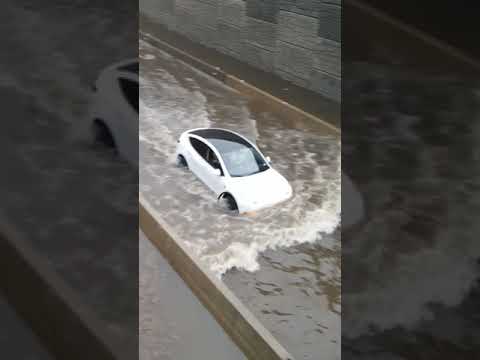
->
[189,128,250,144]
[189,128,254,153]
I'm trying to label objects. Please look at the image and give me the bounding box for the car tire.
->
[92,119,116,149]
[176,154,188,168]
[219,193,238,212]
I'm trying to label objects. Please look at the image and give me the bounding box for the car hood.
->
[226,168,292,211]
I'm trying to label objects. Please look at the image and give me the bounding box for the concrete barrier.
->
[0,218,134,360]
[140,0,342,101]
[139,196,295,360]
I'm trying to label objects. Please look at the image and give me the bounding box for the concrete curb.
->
[141,32,340,138]
[142,32,227,83]
[225,74,340,137]
[139,196,295,360]
[0,218,134,360]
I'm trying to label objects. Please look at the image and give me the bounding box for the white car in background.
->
[176,128,293,214]
[90,59,138,166]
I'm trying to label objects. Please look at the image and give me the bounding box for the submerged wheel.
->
[92,119,116,148]
[219,193,238,212]
[176,154,188,168]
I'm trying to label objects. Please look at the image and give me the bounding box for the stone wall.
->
[140,0,341,102]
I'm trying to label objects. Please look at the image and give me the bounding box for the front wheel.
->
[219,193,238,213]
[176,154,188,168]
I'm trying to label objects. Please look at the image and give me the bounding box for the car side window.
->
[119,78,138,113]
[190,138,208,159]
[190,138,224,175]
[206,148,223,175]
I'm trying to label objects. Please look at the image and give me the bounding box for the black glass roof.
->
[190,129,253,154]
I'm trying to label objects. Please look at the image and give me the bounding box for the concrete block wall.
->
[140,0,341,102]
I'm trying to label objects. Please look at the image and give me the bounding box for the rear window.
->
[119,78,138,113]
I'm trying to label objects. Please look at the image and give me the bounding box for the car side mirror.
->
[265,156,271,163]
[213,168,222,176]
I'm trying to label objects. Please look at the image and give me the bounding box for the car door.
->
[188,137,224,194]
[203,146,225,194]
[188,137,207,178]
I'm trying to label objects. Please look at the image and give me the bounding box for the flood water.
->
[140,32,341,359]
[342,62,480,358]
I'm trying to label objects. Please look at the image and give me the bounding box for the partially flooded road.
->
[140,32,341,359]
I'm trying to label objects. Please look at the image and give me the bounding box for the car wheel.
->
[92,119,116,149]
[219,193,238,212]
[176,154,188,168]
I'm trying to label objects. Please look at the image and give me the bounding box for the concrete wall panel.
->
[277,11,319,47]
[246,0,279,23]
[317,2,341,42]
[243,42,275,72]
[310,69,341,100]
[140,0,341,102]
[275,41,314,81]
[219,0,247,28]
[313,37,341,77]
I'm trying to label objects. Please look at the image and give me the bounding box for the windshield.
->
[217,141,269,177]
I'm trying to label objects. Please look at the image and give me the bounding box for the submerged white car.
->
[176,128,293,214]
[90,59,138,166]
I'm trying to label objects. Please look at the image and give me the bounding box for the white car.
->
[176,128,293,214]
[90,59,138,166]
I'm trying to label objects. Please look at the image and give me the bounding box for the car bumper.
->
[238,189,293,214]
